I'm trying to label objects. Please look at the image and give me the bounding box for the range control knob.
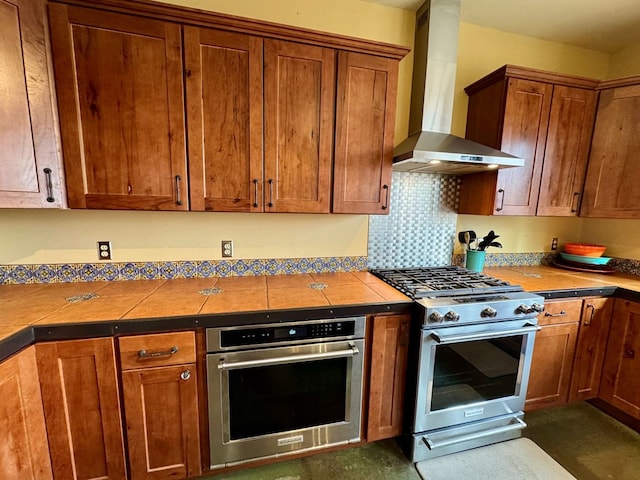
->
[531,303,545,313]
[429,311,444,323]
[481,306,498,318]
[516,304,534,314]
[444,311,460,322]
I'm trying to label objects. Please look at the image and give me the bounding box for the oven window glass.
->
[431,336,522,411]
[228,358,348,439]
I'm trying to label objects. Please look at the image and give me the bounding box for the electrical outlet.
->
[97,241,112,260]
[221,240,233,258]
[551,237,558,251]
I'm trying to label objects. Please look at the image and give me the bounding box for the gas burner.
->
[371,266,520,299]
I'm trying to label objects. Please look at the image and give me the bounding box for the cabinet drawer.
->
[119,332,195,370]
[537,299,582,326]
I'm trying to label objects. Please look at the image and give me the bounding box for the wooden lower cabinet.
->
[36,337,127,480]
[600,299,640,419]
[367,314,410,441]
[525,299,581,411]
[0,346,53,479]
[119,332,201,480]
[569,297,613,402]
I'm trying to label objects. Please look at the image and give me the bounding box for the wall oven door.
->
[207,338,364,468]
[411,318,538,460]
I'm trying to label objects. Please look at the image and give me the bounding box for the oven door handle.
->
[217,343,359,370]
[430,324,540,344]
[422,416,527,450]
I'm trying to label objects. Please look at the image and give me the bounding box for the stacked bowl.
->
[559,243,611,267]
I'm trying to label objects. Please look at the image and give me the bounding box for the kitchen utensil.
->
[564,243,606,257]
[457,231,476,250]
[559,252,611,265]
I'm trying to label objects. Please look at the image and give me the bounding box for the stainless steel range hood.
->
[393,0,523,174]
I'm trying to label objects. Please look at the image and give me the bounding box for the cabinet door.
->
[185,27,264,212]
[569,297,613,402]
[581,83,640,218]
[333,52,397,214]
[367,314,410,441]
[600,299,640,419]
[536,86,597,216]
[36,338,127,480]
[0,0,64,207]
[525,299,580,411]
[494,78,553,215]
[122,365,200,480]
[0,346,53,480]
[49,3,188,210]
[264,39,335,213]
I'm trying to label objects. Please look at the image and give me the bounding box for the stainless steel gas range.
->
[372,266,544,462]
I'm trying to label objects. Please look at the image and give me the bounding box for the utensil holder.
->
[465,250,486,272]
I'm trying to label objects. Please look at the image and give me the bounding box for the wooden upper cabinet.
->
[0,0,65,208]
[333,52,397,214]
[185,27,264,212]
[581,79,640,218]
[49,3,188,210]
[459,66,598,217]
[36,337,127,480]
[263,39,335,213]
[0,346,53,480]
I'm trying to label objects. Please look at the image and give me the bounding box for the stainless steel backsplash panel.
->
[368,172,459,269]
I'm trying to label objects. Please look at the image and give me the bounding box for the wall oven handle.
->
[217,344,359,371]
[430,324,540,344]
[422,416,527,450]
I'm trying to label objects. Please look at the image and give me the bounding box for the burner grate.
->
[371,266,521,299]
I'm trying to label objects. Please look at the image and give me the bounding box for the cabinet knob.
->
[180,369,191,381]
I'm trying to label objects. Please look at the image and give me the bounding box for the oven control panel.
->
[214,319,360,349]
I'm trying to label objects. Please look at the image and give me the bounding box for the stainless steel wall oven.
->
[206,316,365,468]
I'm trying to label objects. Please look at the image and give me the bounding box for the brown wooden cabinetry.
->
[49,0,406,214]
[526,299,581,411]
[367,314,410,441]
[581,78,640,218]
[333,52,397,214]
[119,332,201,480]
[36,337,127,480]
[264,39,335,213]
[600,299,640,419]
[49,3,188,211]
[184,27,263,212]
[0,346,53,480]
[459,65,597,216]
[0,0,65,208]
[569,297,613,402]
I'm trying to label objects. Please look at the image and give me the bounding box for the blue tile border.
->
[0,256,368,285]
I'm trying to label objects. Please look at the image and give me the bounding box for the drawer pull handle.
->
[180,369,191,381]
[544,310,566,317]
[138,346,179,358]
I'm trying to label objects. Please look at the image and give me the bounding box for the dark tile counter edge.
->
[0,301,414,363]
[534,286,618,299]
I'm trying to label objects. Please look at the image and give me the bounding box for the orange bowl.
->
[564,243,606,257]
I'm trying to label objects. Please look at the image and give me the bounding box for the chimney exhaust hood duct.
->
[393,0,524,174]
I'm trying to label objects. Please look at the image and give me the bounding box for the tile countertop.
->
[3,265,640,360]
[0,272,411,351]
[484,265,640,295]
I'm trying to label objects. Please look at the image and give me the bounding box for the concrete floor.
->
[203,402,640,480]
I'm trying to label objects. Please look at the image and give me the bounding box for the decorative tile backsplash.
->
[368,172,460,268]
[0,256,367,285]
[451,252,557,267]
